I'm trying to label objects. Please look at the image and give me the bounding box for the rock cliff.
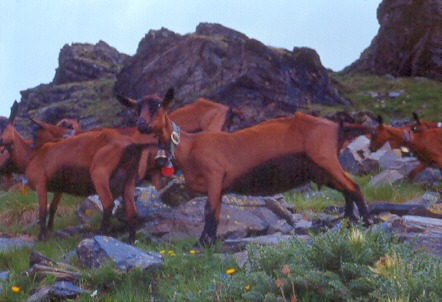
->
[344,0,441,80]
[16,41,129,135]
[115,23,349,129]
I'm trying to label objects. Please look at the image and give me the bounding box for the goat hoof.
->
[128,232,136,244]
[363,217,374,226]
[37,233,48,241]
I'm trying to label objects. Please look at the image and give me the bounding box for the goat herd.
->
[0,89,441,247]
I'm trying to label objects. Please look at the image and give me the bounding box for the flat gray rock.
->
[76,236,163,272]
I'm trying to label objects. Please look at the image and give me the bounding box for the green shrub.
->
[219,222,442,301]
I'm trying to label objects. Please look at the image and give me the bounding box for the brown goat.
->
[0,102,156,242]
[406,112,442,132]
[370,116,442,180]
[119,88,372,247]
[0,146,17,190]
[117,94,244,133]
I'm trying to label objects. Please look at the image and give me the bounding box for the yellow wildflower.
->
[349,228,364,245]
[226,268,236,275]
[189,249,196,255]
[245,285,251,291]
[159,250,166,255]
[11,286,20,293]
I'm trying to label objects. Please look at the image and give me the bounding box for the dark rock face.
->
[53,40,128,85]
[115,23,349,129]
[344,0,441,80]
[15,41,128,136]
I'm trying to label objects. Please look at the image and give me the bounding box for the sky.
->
[0,0,382,118]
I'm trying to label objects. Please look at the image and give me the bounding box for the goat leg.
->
[99,207,112,235]
[407,162,427,181]
[36,183,48,240]
[123,174,137,243]
[47,193,63,231]
[343,189,372,225]
[198,202,219,248]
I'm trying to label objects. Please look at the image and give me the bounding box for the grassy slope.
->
[330,73,442,122]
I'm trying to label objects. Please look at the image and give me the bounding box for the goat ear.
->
[116,95,137,108]
[161,88,175,109]
[376,115,384,126]
[412,112,420,123]
[8,101,19,124]
[29,117,45,129]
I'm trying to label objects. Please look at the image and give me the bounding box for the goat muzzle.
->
[136,118,152,134]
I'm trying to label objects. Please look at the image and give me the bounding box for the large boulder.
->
[53,41,128,85]
[14,41,129,136]
[344,0,441,80]
[115,23,350,129]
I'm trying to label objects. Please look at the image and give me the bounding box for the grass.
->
[329,73,442,122]
[283,175,427,215]
[0,190,85,237]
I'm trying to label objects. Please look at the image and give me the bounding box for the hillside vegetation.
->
[330,73,441,122]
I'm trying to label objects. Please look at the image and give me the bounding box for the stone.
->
[113,186,173,222]
[413,168,442,185]
[76,195,103,223]
[381,215,442,256]
[339,148,366,175]
[369,169,404,186]
[143,193,299,241]
[346,135,371,155]
[378,149,420,175]
[268,219,294,235]
[49,281,87,300]
[76,236,163,272]
[0,237,34,252]
[344,0,441,80]
[115,23,350,130]
[366,141,392,161]
[53,41,128,85]
[0,271,8,295]
[26,281,88,302]
[369,202,442,219]
[26,286,50,302]
[158,176,199,207]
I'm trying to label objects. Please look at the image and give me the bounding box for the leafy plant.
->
[219,222,442,301]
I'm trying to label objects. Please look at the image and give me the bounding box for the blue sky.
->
[0,0,381,117]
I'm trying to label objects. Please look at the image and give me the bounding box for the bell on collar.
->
[155,149,168,167]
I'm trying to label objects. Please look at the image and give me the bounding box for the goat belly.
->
[226,153,321,196]
[47,167,95,195]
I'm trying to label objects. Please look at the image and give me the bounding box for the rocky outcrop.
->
[13,23,350,135]
[344,0,441,80]
[115,23,350,129]
[53,41,127,85]
[15,41,128,136]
